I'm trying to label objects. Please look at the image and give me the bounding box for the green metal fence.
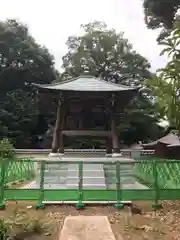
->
[134,157,180,188]
[0,158,180,210]
[0,158,35,185]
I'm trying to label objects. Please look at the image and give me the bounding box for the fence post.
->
[0,159,6,210]
[76,161,84,209]
[152,159,162,210]
[36,160,45,209]
[114,161,124,209]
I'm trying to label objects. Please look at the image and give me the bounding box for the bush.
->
[0,219,8,240]
[0,138,14,159]
[2,208,53,239]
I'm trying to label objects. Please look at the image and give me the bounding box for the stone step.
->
[106,180,136,185]
[66,163,106,188]
[105,171,134,176]
[67,164,104,171]
[66,170,104,178]
[43,184,68,189]
[66,184,107,189]
[66,177,106,185]
[43,179,66,184]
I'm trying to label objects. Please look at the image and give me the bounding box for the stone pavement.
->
[59,216,118,240]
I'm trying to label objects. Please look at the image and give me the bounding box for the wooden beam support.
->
[52,101,61,153]
[51,96,65,154]
[111,94,120,154]
[106,137,112,154]
[62,130,111,137]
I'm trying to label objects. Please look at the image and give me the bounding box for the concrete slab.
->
[59,216,117,240]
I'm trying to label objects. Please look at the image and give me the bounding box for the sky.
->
[0,0,167,72]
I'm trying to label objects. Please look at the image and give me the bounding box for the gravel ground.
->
[1,200,180,240]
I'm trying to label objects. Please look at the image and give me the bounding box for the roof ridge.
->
[32,76,80,88]
[94,77,135,89]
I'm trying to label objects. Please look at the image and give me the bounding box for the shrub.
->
[0,138,14,159]
[0,219,8,240]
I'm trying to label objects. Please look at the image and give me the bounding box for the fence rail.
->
[14,148,155,157]
[0,157,178,210]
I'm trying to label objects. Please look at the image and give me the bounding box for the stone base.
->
[48,152,64,157]
[112,153,122,157]
[59,216,116,240]
[105,153,112,157]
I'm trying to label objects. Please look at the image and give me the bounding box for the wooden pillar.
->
[59,101,66,154]
[106,137,112,155]
[111,95,120,154]
[51,97,65,154]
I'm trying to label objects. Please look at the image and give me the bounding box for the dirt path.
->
[1,200,180,239]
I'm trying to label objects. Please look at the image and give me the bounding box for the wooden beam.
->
[52,101,61,153]
[51,98,65,153]
[106,137,112,154]
[62,130,112,137]
[111,95,120,153]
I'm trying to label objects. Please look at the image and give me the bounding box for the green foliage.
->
[0,19,55,91]
[61,21,163,144]
[62,21,151,86]
[0,219,8,240]
[0,138,14,159]
[1,208,53,239]
[0,19,56,147]
[118,96,163,145]
[148,26,180,132]
[143,0,180,41]
[143,0,180,29]
[0,90,39,147]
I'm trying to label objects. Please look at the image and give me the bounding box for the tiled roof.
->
[33,75,138,92]
[142,133,180,147]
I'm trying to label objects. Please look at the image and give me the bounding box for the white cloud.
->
[0,0,167,71]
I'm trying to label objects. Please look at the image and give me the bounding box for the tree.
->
[148,25,180,131]
[0,19,56,147]
[143,0,180,41]
[62,21,151,86]
[144,0,180,29]
[0,19,55,91]
[119,95,163,145]
[61,21,163,145]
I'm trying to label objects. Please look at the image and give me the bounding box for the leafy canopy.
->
[143,0,180,41]
[0,19,56,147]
[148,25,180,131]
[61,21,163,145]
[62,21,151,86]
[144,0,180,29]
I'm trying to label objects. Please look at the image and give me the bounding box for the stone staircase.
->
[66,163,106,189]
[31,158,146,190]
[35,162,106,189]
[104,162,136,189]
[36,163,68,189]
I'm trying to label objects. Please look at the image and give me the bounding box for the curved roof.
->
[142,133,180,147]
[32,75,139,92]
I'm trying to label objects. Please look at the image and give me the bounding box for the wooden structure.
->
[142,133,180,159]
[33,75,138,156]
